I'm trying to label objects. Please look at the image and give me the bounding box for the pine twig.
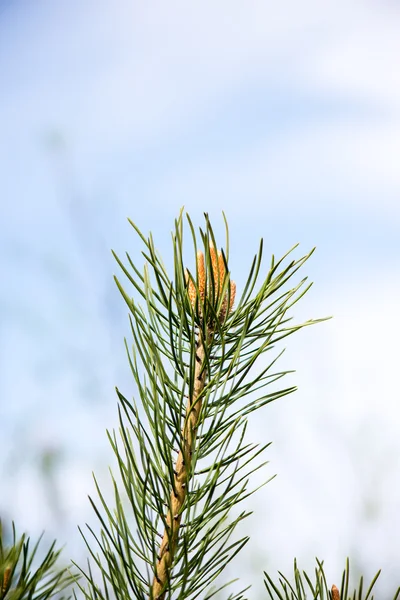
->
[78,212,327,600]
[152,334,206,599]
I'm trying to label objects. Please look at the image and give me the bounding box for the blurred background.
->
[1,0,400,596]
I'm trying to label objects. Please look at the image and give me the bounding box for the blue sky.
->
[1,0,400,596]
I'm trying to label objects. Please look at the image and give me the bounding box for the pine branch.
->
[77,211,327,599]
[0,521,74,600]
[263,558,400,600]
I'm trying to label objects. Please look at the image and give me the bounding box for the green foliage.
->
[76,212,325,599]
[263,558,400,600]
[5,211,397,599]
[0,521,74,600]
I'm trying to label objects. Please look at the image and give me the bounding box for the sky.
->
[1,0,400,596]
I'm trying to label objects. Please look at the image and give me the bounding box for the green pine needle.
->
[263,558,400,600]
[0,521,74,600]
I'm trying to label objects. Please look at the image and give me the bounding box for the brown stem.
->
[151,334,207,600]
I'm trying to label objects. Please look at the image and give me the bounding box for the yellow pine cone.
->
[1,566,12,595]
[186,246,235,322]
[331,585,340,600]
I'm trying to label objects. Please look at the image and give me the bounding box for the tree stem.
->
[151,334,207,599]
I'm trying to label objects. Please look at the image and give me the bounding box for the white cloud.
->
[2,0,400,228]
[2,0,400,152]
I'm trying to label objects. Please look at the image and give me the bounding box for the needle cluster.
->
[75,211,326,600]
